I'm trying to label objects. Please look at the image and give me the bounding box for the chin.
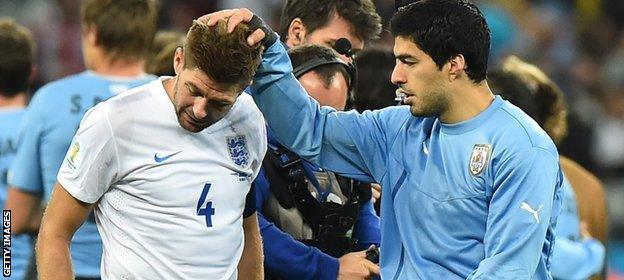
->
[178,119,204,133]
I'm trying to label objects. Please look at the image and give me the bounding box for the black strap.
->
[262,147,365,255]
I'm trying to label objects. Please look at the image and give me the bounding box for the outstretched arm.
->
[37,183,93,280]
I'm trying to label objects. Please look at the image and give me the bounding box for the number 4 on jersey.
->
[197,183,215,227]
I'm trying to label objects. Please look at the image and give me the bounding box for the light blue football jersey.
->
[1,107,33,280]
[250,41,564,279]
[9,71,155,277]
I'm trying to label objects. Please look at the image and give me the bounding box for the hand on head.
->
[198,8,273,47]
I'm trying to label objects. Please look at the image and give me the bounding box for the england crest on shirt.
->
[227,135,249,168]
[469,144,492,175]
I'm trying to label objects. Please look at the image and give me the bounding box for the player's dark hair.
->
[184,20,263,91]
[390,0,490,83]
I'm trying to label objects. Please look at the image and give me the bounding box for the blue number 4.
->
[197,183,215,227]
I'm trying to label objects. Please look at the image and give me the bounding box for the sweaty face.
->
[301,14,363,62]
[391,36,449,117]
[298,71,349,111]
[171,68,239,133]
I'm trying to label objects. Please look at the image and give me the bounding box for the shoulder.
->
[492,100,558,158]
[229,93,264,127]
[29,72,91,108]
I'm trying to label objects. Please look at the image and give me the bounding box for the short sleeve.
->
[9,92,47,193]
[57,105,119,203]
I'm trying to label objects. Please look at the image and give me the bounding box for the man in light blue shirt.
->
[5,1,157,278]
[204,0,564,278]
[0,18,35,280]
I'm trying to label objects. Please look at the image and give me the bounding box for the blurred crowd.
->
[1,0,623,274]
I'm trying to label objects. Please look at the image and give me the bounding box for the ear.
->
[84,25,98,46]
[447,54,466,81]
[173,47,184,75]
[28,66,38,87]
[285,18,307,48]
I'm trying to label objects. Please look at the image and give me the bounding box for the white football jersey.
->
[58,78,267,279]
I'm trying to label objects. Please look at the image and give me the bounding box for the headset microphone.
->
[334,38,354,58]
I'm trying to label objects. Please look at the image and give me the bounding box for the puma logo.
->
[520,202,543,223]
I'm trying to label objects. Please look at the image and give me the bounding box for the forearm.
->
[551,237,605,279]
[27,207,43,233]
[36,231,74,280]
[238,214,264,279]
[5,187,41,235]
[259,214,338,279]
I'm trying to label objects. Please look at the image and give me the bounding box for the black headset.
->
[292,38,357,108]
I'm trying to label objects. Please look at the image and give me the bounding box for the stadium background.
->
[1,0,623,278]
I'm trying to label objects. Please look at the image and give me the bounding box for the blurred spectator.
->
[147,30,184,76]
[0,17,36,280]
[489,55,607,280]
[352,47,396,112]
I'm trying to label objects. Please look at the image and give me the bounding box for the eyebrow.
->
[186,81,235,104]
[395,54,417,61]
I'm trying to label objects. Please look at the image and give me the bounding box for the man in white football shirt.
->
[36,19,267,280]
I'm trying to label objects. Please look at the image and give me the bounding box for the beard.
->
[407,88,449,118]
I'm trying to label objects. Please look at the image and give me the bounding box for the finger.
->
[371,183,382,191]
[353,250,368,258]
[199,9,237,26]
[364,261,380,275]
[247,29,266,46]
[226,8,254,33]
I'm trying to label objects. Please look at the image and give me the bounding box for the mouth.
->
[183,110,210,127]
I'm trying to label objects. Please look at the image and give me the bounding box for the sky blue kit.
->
[250,40,564,279]
[551,179,605,279]
[1,107,33,280]
[9,71,154,277]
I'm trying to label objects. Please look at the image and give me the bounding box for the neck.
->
[0,93,27,108]
[439,80,495,123]
[91,58,146,77]
[89,47,146,77]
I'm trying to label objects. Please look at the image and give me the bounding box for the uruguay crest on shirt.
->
[227,135,249,168]
[469,144,492,175]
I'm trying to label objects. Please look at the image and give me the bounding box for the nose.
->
[192,98,208,120]
[391,63,405,86]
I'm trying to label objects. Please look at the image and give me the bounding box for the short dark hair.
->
[147,31,185,76]
[184,20,263,90]
[488,56,568,144]
[81,0,157,62]
[279,0,382,45]
[390,0,490,82]
[0,18,34,97]
[353,48,397,112]
[288,44,351,95]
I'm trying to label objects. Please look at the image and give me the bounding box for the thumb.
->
[363,260,380,275]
